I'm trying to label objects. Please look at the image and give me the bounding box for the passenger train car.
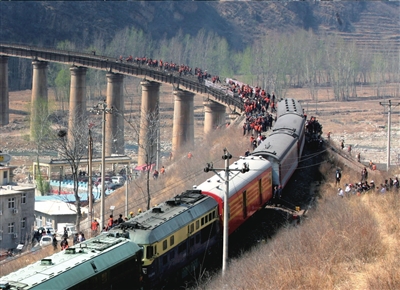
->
[253,98,306,188]
[0,235,143,290]
[196,156,273,235]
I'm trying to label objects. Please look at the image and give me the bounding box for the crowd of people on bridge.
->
[118,54,219,83]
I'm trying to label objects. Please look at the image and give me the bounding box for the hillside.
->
[0,1,399,52]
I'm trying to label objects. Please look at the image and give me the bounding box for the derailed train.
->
[110,98,307,288]
[0,98,307,289]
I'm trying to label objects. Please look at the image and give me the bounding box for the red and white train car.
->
[196,156,273,235]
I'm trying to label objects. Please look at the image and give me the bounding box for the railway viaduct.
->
[0,43,244,165]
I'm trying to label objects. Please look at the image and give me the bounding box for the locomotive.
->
[0,98,306,289]
[0,234,143,290]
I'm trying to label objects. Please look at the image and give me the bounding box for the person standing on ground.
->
[60,237,68,250]
[73,233,79,245]
[91,219,99,237]
[52,234,58,251]
[335,169,341,186]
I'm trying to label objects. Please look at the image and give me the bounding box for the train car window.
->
[196,220,199,230]
[213,210,216,219]
[190,223,194,233]
[258,179,262,205]
[163,255,168,265]
[205,215,208,223]
[90,261,98,273]
[201,217,204,226]
[163,240,167,251]
[208,213,212,221]
[146,246,154,259]
[178,243,187,253]
[170,235,174,246]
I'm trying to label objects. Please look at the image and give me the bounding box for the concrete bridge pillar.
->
[0,56,8,126]
[68,66,87,143]
[204,101,226,135]
[172,89,195,154]
[30,61,48,141]
[105,73,124,156]
[138,80,161,167]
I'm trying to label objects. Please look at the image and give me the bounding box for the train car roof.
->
[1,235,141,290]
[196,156,271,201]
[251,133,298,162]
[112,190,218,245]
[276,98,303,118]
[272,112,305,137]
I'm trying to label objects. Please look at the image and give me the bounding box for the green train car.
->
[0,235,143,290]
[109,190,220,288]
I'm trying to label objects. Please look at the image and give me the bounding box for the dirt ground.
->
[1,81,400,180]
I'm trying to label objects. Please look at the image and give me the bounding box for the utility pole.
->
[87,123,94,235]
[379,100,400,171]
[124,164,128,218]
[204,148,249,275]
[90,101,113,230]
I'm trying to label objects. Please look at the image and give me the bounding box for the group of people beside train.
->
[337,167,399,197]
[235,83,280,140]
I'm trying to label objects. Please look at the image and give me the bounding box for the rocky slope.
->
[1,1,398,51]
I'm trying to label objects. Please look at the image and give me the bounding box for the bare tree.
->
[42,116,89,232]
[123,106,164,210]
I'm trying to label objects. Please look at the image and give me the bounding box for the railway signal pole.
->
[379,100,400,171]
[204,148,249,275]
[90,100,113,230]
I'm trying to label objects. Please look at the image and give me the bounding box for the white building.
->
[0,185,35,250]
[34,199,87,230]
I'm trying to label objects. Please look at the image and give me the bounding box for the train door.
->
[242,191,247,219]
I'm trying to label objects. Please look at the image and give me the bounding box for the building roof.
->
[0,185,35,196]
[33,155,132,167]
[35,199,79,216]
